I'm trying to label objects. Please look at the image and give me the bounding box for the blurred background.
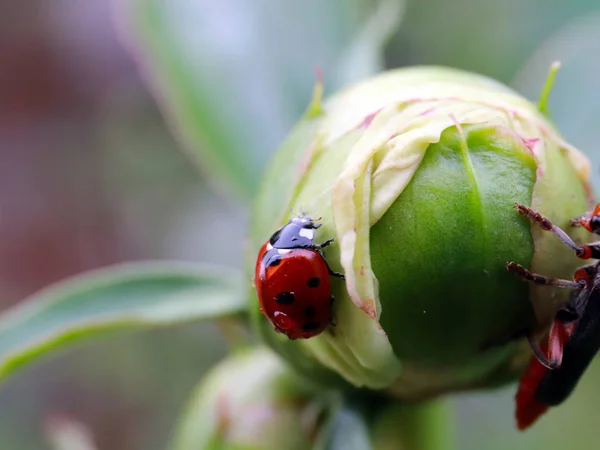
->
[0,0,599,449]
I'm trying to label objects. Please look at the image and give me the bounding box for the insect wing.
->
[515,319,576,430]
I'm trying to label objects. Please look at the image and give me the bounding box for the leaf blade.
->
[116,0,405,200]
[0,261,246,383]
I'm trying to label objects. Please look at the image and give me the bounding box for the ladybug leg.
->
[328,296,338,336]
[314,246,345,280]
[322,257,345,280]
[315,238,334,249]
[329,296,337,326]
[514,203,600,259]
[328,268,345,279]
[506,262,584,289]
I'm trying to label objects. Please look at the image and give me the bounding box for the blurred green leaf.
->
[389,0,598,83]
[512,11,600,190]
[334,0,404,87]
[118,0,404,200]
[0,262,245,385]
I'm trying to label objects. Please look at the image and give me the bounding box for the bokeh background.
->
[1,0,599,449]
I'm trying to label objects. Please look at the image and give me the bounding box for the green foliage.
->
[0,262,245,385]
[4,0,600,448]
[119,0,403,200]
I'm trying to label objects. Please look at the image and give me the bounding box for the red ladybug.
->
[254,215,344,339]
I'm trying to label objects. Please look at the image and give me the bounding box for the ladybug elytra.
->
[254,216,344,339]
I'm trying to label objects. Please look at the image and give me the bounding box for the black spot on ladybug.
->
[275,292,295,305]
[307,277,321,288]
[305,306,316,317]
[302,322,321,332]
[268,256,281,267]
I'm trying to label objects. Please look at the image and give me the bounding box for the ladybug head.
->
[290,215,321,229]
[269,215,320,249]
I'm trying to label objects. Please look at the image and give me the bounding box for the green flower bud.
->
[248,66,592,398]
[171,348,329,450]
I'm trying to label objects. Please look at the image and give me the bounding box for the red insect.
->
[254,215,344,339]
[507,203,600,430]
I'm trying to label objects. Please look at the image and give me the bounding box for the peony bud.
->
[248,66,592,399]
[171,348,329,450]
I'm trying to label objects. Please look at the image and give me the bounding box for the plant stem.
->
[371,399,455,450]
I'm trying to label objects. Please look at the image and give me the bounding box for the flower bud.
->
[248,66,592,398]
[171,348,328,450]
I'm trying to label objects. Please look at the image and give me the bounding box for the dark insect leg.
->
[323,260,345,279]
[547,319,576,368]
[506,262,584,289]
[528,334,558,370]
[575,241,600,259]
[314,243,345,279]
[570,217,584,227]
[328,325,337,337]
[329,300,338,327]
[514,203,600,259]
[316,238,334,249]
[328,267,345,280]
[328,297,338,336]
[570,203,600,232]
[528,318,577,370]
[573,262,598,286]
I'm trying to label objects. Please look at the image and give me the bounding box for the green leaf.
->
[117,0,404,200]
[333,0,405,87]
[0,261,246,385]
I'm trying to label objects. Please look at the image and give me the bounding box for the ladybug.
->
[506,203,600,430]
[254,215,344,340]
